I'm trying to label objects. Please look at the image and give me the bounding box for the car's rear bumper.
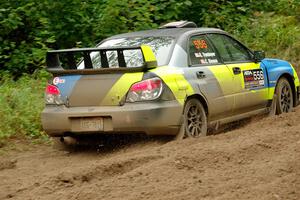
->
[41,100,183,137]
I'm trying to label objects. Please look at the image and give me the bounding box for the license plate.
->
[80,117,103,131]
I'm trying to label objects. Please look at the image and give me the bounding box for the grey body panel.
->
[68,74,122,106]
[182,65,235,121]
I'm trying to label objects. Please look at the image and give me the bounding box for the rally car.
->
[41,21,300,141]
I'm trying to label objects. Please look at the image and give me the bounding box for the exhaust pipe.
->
[60,136,77,145]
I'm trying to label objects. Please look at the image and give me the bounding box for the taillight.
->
[46,84,60,95]
[126,77,163,102]
[45,84,63,105]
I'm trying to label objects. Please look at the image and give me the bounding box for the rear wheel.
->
[275,77,293,114]
[177,99,207,139]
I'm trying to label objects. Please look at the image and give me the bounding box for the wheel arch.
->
[184,94,209,116]
[276,73,296,107]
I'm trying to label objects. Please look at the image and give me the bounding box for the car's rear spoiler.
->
[46,45,157,75]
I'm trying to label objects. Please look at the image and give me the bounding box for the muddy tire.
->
[275,77,293,114]
[176,99,207,139]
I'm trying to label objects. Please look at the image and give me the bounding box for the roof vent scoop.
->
[159,21,197,29]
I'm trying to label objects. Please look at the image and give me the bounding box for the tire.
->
[275,77,293,114]
[178,98,207,139]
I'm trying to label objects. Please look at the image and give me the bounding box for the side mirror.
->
[253,50,265,62]
[141,45,157,69]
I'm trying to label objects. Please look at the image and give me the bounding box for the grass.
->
[0,70,50,145]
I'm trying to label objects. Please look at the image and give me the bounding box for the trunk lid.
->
[52,73,143,107]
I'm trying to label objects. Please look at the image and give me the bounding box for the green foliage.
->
[95,0,192,40]
[0,2,54,76]
[234,13,300,67]
[257,0,300,15]
[1,0,300,77]
[0,70,50,141]
[0,0,191,77]
[41,0,105,48]
[182,0,251,30]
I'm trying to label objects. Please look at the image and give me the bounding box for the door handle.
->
[196,71,206,79]
[232,67,241,75]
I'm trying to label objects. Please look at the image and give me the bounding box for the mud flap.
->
[175,115,185,140]
[269,94,277,116]
[296,86,300,106]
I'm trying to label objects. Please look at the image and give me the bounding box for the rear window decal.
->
[202,52,215,57]
[194,52,216,58]
[193,40,208,49]
[200,59,208,64]
[207,59,218,64]
[243,69,264,89]
[194,52,203,58]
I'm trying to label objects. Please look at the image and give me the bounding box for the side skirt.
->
[209,107,270,127]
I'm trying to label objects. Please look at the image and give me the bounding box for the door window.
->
[208,34,252,62]
[189,35,220,66]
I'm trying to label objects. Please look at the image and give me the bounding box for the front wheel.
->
[275,77,293,114]
[177,99,207,139]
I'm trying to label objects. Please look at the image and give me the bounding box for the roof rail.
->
[159,21,197,29]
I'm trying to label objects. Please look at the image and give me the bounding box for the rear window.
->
[78,37,174,69]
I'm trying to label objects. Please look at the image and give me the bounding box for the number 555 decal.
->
[243,69,265,89]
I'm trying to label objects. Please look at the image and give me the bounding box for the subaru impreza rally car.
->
[41,21,300,141]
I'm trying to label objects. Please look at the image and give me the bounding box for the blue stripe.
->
[55,75,81,101]
[261,58,293,87]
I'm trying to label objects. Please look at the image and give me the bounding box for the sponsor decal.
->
[194,52,216,58]
[53,77,65,85]
[200,59,208,64]
[195,52,218,64]
[243,69,264,89]
[202,52,215,57]
[194,52,203,58]
[207,59,218,64]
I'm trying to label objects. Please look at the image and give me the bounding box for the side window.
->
[208,34,252,62]
[189,35,220,66]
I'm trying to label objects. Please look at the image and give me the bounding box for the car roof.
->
[107,28,227,39]
[103,27,230,67]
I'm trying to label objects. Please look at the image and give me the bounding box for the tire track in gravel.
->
[1,108,300,200]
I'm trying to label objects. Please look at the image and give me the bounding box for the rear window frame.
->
[97,36,176,67]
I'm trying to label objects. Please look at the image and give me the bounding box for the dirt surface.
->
[1,109,300,200]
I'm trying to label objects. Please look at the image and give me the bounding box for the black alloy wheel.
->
[183,99,207,138]
[275,77,293,114]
